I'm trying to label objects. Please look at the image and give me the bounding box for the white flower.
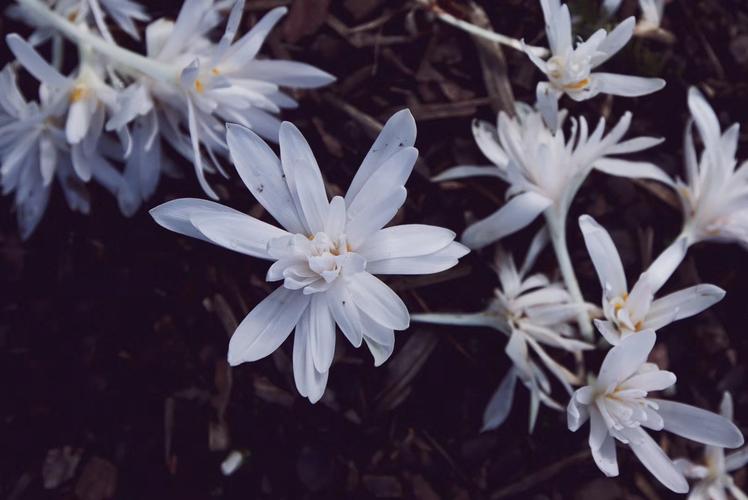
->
[150,110,469,403]
[678,87,748,249]
[674,392,748,500]
[568,331,744,493]
[434,102,666,250]
[579,215,725,345]
[117,0,335,199]
[603,0,667,35]
[528,0,665,129]
[412,229,593,431]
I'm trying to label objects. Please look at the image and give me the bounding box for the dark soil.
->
[1,0,747,499]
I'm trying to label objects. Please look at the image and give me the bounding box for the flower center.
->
[267,232,366,295]
[546,55,592,92]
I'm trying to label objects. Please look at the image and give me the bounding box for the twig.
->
[489,449,591,499]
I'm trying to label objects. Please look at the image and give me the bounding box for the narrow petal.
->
[308,294,335,373]
[346,147,418,218]
[226,122,306,233]
[578,215,627,298]
[624,427,689,493]
[593,17,635,67]
[594,158,674,186]
[150,198,288,259]
[346,187,407,249]
[326,283,363,347]
[594,319,623,346]
[240,60,335,88]
[365,241,468,275]
[345,109,416,204]
[644,284,725,331]
[293,307,329,403]
[462,191,552,249]
[359,311,395,366]
[279,121,329,233]
[653,399,745,448]
[591,73,665,97]
[481,368,518,432]
[726,448,748,472]
[472,119,509,167]
[359,224,455,262]
[228,287,310,365]
[432,165,503,183]
[597,331,656,390]
[6,34,69,88]
[620,370,676,392]
[349,272,409,331]
[642,238,687,294]
[567,389,590,431]
[536,82,560,132]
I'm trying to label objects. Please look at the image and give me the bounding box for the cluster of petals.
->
[150,110,469,402]
[1,0,333,238]
[568,331,744,493]
[412,230,593,432]
[674,392,748,500]
[434,102,667,250]
[676,88,748,249]
[527,0,665,129]
[579,215,725,345]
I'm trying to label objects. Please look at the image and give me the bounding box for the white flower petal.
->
[223,7,287,65]
[481,367,518,432]
[597,330,656,390]
[228,287,310,365]
[226,122,306,234]
[653,399,745,448]
[594,158,674,186]
[326,283,363,348]
[345,109,416,204]
[536,82,560,131]
[688,87,723,163]
[624,426,689,493]
[642,237,687,294]
[6,34,70,88]
[472,119,509,167]
[293,307,329,403]
[644,284,725,331]
[620,369,676,392]
[365,241,468,275]
[593,17,635,67]
[349,272,409,331]
[156,0,213,60]
[239,60,335,88]
[590,73,666,97]
[567,389,590,431]
[462,191,552,250]
[410,311,502,331]
[279,121,329,233]
[359,224,455,261]
[726,448,748,472]
[346,187,407,249]
[307,294,335,373]
[594,319,623,345]
[578,215,628,298]
[592,431,619,477]
[432,165,503,183]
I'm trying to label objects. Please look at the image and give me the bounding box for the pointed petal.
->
[6,34,69,88]
[462,191,552,249]
[597,330,656,390]
[624,427,689,493]
[594,158,674,186]
[579,214,628,298]
[653,399,745,448]
[228,287,310,365]
[293,307,329,403]
[644,284,725,330]
[590,73,665,97]
[348,272,409,331]
[481,367,518,432]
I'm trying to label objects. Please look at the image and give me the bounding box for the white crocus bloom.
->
[568,331,745,493]
[150,110,469,403]
[675,392,748,500]
[412,230,593,432]
[435,103,666,340]
[528,0,665,129]
[678,88,748,249]
[579,215,725,345]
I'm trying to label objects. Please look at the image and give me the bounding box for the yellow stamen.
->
[211,68,221,76]
[70,86,88,103]
[194,79,205,94]
[563,78,591,91]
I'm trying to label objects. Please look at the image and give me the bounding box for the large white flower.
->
[150,110,469,403]
[412,230,593,432]
[434,102,667,251]
[568,331,744,493]
[527,0,665,129]
[674,392,748,500]
[579,215,724,345]
[678,87,748,249]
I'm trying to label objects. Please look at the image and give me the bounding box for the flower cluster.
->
[1,0,333,238]
[2,0,746,494]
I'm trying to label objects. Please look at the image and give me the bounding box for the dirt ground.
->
[1,0,748,498]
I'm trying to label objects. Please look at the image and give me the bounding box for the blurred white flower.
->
[674,392,748,500]
[579,215,724,345]
[568,331,744,493]
[435,103,666,250]
[412,229,593,432]
[150,110,469,403]
[678,87,748,249]
[3,0,334,238]
[603,0,670,40]
[528,0,665,129]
